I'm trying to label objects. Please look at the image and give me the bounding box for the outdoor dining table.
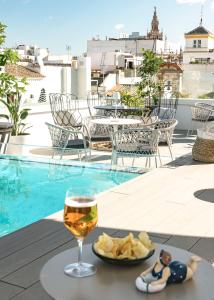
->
[90,117,142,132]
[40,243,214,300]
[94,105,143,117]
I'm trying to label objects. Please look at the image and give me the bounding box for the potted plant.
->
[120,91,144,116]
[0,22,30,154]
[137,49,164,113]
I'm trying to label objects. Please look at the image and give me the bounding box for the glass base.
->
[64,262,97,278]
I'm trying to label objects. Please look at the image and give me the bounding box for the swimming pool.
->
[0,156,140,237]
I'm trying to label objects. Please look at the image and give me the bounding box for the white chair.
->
[111,128,161,167]
[125,115,158,128]
[187,105,213,136]
[153,119,178,160]
[151,107,176,120]
[49,93,82,130]
[46,122,91,160]
[0,122,13,154]
[83,116,111,144]
[195,102,214,121]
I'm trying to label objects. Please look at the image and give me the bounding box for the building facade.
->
[182,19,214,98]
[87,7,179,72]
[5,45,92,101]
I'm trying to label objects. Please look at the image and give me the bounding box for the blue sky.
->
[0,0,214,55]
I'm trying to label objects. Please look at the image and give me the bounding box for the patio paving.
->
[0,130,214,299]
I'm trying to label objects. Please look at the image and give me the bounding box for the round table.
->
[94,105,143,118]
[40,243,214,300]
[90,118,142,132]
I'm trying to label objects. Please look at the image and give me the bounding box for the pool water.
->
[0,157,139,237]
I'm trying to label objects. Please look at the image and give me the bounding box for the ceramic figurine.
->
[135,249,201,293]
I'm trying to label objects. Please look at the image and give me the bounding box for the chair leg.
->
[155,156,158,168]
[88,149,91,161]
[111,151,117,165]
[78,151,82,161]
[149,157,151,168]
[166,132,173,161]
[145,157,148,167]
[158,148,162,166]
[131,157,135,167]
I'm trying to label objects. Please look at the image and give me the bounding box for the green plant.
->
[198,92,214,99]
[0,22,30,135]
[0,93,31,135]
[120,91,144,108]
[137,49,164,106]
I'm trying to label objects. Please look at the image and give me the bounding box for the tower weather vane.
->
[200,5,203,26]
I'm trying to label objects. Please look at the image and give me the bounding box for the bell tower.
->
[147,7,163,40]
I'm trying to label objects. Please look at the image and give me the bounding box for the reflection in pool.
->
[0,157,139,237]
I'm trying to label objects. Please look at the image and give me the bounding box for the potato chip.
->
[138,231,155,250]
[94,231,155,260]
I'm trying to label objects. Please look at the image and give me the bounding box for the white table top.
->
[91,118,142,126]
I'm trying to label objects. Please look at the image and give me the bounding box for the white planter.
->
[6,135,30,156]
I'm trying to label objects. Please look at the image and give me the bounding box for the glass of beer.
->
[63,188,98,278]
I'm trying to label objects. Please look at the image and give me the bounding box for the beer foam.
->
[65,197,97,208]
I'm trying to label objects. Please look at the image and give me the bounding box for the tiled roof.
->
[185,26,212,35]
[160,63,183,73]
[5,64,44,78]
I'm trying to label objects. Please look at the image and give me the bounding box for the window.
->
[193,40,202,48]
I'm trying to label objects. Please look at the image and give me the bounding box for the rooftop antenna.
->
[66,45,71,61]
[200,5,203,26]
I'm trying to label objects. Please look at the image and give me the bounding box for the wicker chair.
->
[83,116,111,143]
[49,93,82,129]
[195,102,214,121]
[45,122,91,160]
[0,122,13,154]
[153,119,178,160]
[87,93,109,118]
[187,105,213,136]
[151,107,176,120]
[111,128,161,167]
[125,115,158,129]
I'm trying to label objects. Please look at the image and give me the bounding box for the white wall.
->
[208,37,214,49]
[102,73,117,91]
[88,52,117,71]
[23,66,71,103]
[118,74,140,85]
[77,57,91,99]
[22,57,91,102]
[87,39,167,70]
[185,37,208,50]
[182,64,214,97]
[183,51,214,63]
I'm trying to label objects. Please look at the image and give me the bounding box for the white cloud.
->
[176,0,206,4]
[211,1,214,11]
[115,24,124,31]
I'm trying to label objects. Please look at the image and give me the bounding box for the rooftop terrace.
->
[0,130,214,299]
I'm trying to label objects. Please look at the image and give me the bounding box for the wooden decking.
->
[0,220,214,300]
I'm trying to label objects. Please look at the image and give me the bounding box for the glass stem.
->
[77,238,84,267]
